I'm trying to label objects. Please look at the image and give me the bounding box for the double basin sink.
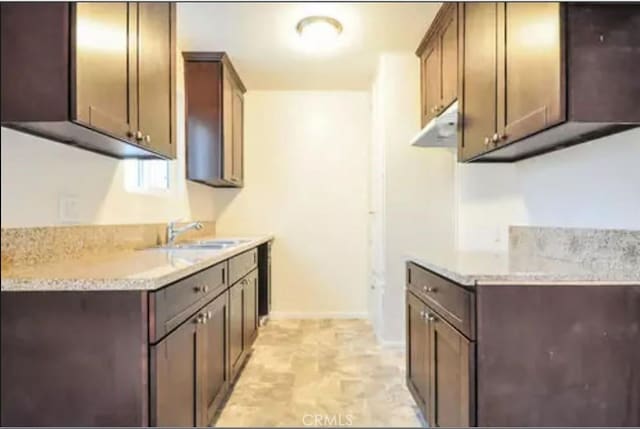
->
[158,238,252,251]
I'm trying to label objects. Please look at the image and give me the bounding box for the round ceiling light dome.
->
[296,16,343,49]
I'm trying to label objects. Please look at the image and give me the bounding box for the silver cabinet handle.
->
[135,130,143,141]
[195,285,209,293]
[207,311,213,320]
[484,136,491,146]
[144,135,151,144]
[196,313,207,324]
[426,313,437,322]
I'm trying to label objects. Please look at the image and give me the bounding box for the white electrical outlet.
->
[58,195,81,224]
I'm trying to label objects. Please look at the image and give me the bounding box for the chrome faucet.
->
[167,220,203,244]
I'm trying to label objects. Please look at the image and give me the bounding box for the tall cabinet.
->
[184,52,246,188]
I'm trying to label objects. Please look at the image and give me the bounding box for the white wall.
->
[455,128,640,251]
[371,54,456,344]
[0,57,217,227]
[213,91,370,317]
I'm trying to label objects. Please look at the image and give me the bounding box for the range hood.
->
[411,101,458,148]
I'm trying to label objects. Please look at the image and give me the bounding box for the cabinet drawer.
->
[150,262,226,343]
[407,262,475,339]
[228,248,257,286]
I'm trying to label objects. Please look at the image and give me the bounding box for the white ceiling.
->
[177,2,441,90]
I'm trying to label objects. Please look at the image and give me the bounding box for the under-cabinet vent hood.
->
[411,101,458,148]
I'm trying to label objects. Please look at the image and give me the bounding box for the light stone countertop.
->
[1,235,273,292]
[408,250,640,287]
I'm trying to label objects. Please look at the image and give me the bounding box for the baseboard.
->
[378,339,405,349]
[268,312,369,320]
[374,329,405,349]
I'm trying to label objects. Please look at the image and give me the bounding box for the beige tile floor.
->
[215,319,423,428]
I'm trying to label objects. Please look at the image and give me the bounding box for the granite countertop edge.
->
[408,254,640,287]
[1,235,274,292]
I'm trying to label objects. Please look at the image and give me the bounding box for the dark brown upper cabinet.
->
[184,52,246,188]
[0,2,176,159]
[459,3,640,162]
[416,3,458,128]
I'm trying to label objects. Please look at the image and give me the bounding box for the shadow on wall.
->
[0,126,220,227]
[210,187,242,221]
[515,128,640,230]
[0,127,118,227]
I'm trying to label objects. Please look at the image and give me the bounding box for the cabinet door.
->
[498,3,564,145]
[230,86,244,185]
[421,38,441,127]
[222,68,234,182]
[460,3,498,161]
[440,4,458,111]
[406,293,431,421]
[137,2,175,158]
[243,273,258,347]
[229,281,244,376]
[199,292,230,426]
[150,316,198,427]
[74,2,136,140]
[429,311,473,427]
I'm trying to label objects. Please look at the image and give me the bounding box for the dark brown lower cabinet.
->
[243,270,258,346]
[406,261,640,427]
[199,291,231,425]
[406,292,431,412]
[229,268,259,380]
[151,290,231,427]
[430,310,473,427]
[151,314,198,427]
[1,245,270,427]
[406,290,474,428]
[229,279,245,378]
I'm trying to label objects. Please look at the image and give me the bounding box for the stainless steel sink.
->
[156,238,251,250]
[161,243,227,250]
[197,239,251,246]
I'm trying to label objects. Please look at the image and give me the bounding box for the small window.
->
[124,159,170,193]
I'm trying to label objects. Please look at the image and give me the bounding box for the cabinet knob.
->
[484,136,491,146]
[419,310,426,319]
[196,313,207,324]
[144,135,151,144]
[427,314,437,322]
[195,285,209,293]
[207,311,213,320]
[135,131,143,141]
[427,286,437,293]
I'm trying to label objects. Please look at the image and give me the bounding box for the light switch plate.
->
[58,195,81,224]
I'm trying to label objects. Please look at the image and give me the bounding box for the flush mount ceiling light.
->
[296,16,343,49]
